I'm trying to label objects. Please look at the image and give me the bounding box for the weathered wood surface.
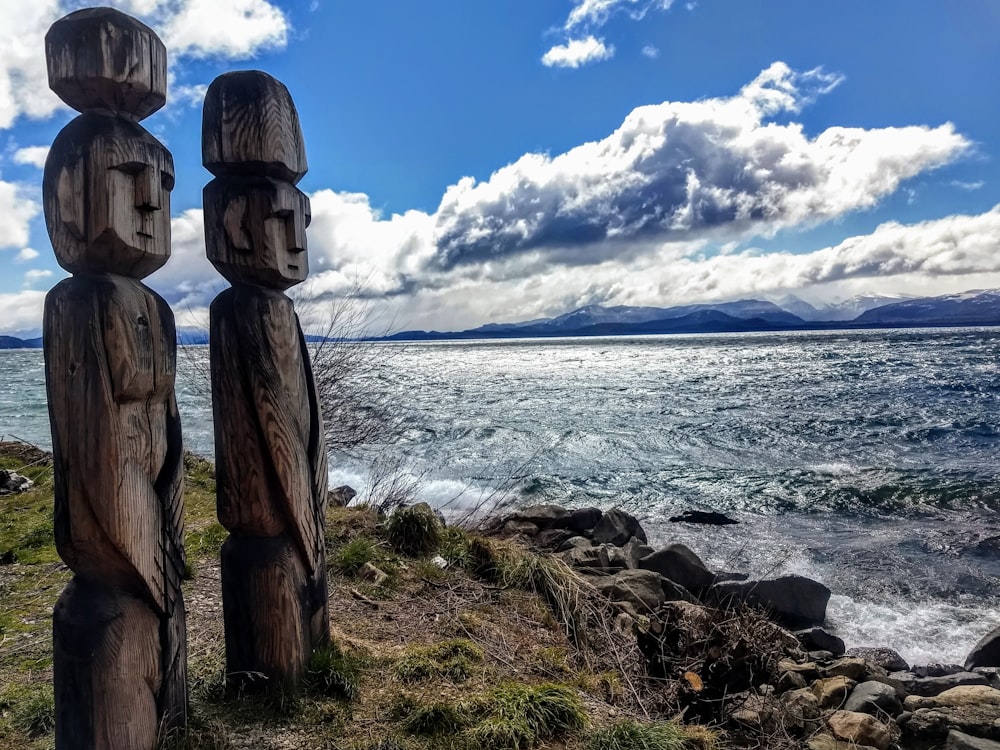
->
[42,7,186,748]
[204,70,328,692]
[43,112,175,275]
[46,8,167,119]
[202,70,307,183]
[203,176,309,289]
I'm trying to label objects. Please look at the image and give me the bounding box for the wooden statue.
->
[42,8,186,748]
[203,70,329,692]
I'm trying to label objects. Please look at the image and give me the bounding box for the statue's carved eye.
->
[112,160,146,175]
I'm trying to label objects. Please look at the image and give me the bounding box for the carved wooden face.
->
[204,177,311,290]
[44,114,174,277]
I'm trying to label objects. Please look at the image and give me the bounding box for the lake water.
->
[3,327,999,665]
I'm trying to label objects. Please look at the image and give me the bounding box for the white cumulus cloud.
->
[430,62,965,271]
[12,146,49,168]
[0,178,39,249]
[0,0,290,129]
[13,247,39,263]
[565,0,673,30]
[542,36,615,68]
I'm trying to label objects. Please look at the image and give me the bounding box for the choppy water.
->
[3,327,999,664]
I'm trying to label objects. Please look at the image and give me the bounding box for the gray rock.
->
[593,569,669,614]
[532,528,574,551]
[639,543,713,593]
[967,625,1000,670]
[904,686,1000,744]
[711,574,831,628]
[592,508,646,546]
[714,571,749,583]
[668,509,738,525]
[559,543,627,575]
[0,469,33,495]
[622,537,654,569]
[915,663,967,678]
[892,671,990,697]
[797,627,846,656]
[844,680,902,717]
[512,504,570,529]
[328,484,356,507]
[947,730,1000,749]
[974,668,1000,690]
[501,519,539,537]
[846,647,909,673]
[568,507,603,535]
[555,536,592,552]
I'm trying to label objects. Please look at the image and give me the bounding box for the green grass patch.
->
[394,639,484,683]
[383,503,443,557]
[304,641,366,702]
[0,683,55,739]
[395,683,585,749]
[331,536,380,576]
[584,720,715,750]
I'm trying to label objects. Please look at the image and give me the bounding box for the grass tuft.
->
[399,701,469,736]
[584,720,711,750]
[481,682,585,742]
[394,639,484,683]
[332,536,380,576]
[3,684,56,738]
[304,641,366,702]
[383,503,443,557]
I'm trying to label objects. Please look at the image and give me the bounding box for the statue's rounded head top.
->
[202,71,307,184]
[45,7,167,120]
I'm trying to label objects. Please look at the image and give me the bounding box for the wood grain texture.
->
[211,288,328,688]
[43,10,186,743]
[205,68,327,692]
[46,8,167,119]
[202,71,307,183]
[203,176,310,290]
[43,112,174,277]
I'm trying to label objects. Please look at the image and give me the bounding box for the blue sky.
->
[1,0,998,336]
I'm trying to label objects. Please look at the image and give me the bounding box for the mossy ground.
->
[0,441,717,750]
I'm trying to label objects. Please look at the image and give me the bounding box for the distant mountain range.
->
[381,289,1000,341]
[4,290,1000,349]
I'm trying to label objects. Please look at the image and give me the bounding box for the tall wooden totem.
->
[203,71,329,692]
[41,8,187,748]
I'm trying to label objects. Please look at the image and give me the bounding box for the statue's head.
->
[46,7,167,120]
[204,176,310,290]
[202,70,307,184]
[43,112,174,277]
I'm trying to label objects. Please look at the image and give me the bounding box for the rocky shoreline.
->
[488,503,1000,749]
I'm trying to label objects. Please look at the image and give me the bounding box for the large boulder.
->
[559,543,627,575]
[639,543,713,594]
[967,626,1000,670]
[593,569,671,614]
[592,508,646,546]
[568,507,603,535]
[947,730,1000,749]
[846,646,909,673]
[712,574,831,628]
[622,537,655,569]
[797,627,846,656]
[511,504,570,529]
[844,680,903,717]
[893,671,990,697]
[904,686,1000,744]
[826,710,899,750]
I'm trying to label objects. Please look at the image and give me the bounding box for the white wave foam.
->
[827,594,1000,666]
